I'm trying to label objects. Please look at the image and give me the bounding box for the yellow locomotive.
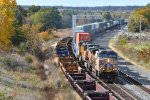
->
[79,41,118,82]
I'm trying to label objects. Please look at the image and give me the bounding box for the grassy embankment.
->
[109,32,150,71]
[0,29,81,100]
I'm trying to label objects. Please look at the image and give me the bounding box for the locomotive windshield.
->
[87,44,94,48]
[98,51,117,59]
[108,51,117,59]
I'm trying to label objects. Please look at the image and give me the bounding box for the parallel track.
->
[119,70,150,94]
[106,83,136,100]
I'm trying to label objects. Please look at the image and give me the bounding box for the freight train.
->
[72,20,124,81]
[55,19,127,99]
[56,37,118,100]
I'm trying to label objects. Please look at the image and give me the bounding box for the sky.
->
[16,0,150,7]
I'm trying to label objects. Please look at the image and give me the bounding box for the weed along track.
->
[55,37,138,100]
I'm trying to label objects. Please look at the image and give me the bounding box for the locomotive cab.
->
[96,50,118,82]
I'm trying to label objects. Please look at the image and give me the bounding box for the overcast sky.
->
[16,0,150,6]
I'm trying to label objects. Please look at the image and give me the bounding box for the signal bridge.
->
[72,15,102,29]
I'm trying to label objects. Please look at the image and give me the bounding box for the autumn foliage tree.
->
[22,23,44,61]
[0,0,16,50]
[128,5,150,32]
[38,31,50,41]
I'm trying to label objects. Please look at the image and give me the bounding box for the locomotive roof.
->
[76,32,89,34]
[90,48,99,53]
[98,50,117,55]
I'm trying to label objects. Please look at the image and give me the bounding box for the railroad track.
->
[89,25,150,99]
[106,83,136,100]
[119,70,150,94]
[82,64,150,99]
[56,36,150,100]
[91,25,121,42]
[78,63,137,100]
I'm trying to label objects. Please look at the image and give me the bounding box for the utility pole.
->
[127,17,130,32]
[139,16,142,44]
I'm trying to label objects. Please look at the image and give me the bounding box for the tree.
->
[11,21,26,46]
[10,6,27,46]
[22,23,43,61]
[128,6,150,32]
[146,3,150,7]
[0,0,16,50]
[28,5,40,14]
[61,10,72,28]
[14,5,27,25]
[31,7,62,31]
[102,12,112,21]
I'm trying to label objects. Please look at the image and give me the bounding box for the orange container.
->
[76,32,90,45]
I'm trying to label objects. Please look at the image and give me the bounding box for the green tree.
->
[102,12,112,21]
[28,5,40,14]
[146,3,150,7]
[11,21,26,46]
[14,5,27,25]
[12,6,27,46]
[31,7,62,31]
[61,10,72,28]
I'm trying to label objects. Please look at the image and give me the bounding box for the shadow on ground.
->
[118,57,150,86]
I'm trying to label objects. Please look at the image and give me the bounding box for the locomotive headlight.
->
[103,68,105,70]
[112,67,117,71]
[107,59,110,63]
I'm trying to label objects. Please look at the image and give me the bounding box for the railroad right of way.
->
[55,37,138,100]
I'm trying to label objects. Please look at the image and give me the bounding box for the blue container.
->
[56,47,68,52]
[57,50,69,57]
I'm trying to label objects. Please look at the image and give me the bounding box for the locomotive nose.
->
[105,63,113,67]
[103,63,113,72]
